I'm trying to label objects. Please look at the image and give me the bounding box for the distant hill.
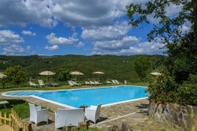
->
[0,54,165,83]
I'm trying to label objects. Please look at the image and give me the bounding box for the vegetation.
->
[126,0,197,105]
[0,99,29,119]
[0,54,165,88]
[134,55,151,81]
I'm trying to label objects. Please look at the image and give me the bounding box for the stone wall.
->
[148,101,197,131]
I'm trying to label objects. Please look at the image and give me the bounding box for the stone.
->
[108,125,119,131]
[120,122,132,131]
[149,101,197,131]
[62,126,71,131]
[78,121,89,130]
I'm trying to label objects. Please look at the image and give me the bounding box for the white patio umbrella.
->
[70,71,84,80]
[39,71,56,76]
[150,72,161,76]
[39,71,56,83]
[70,71,84,75]
[0,73,7,78]
[93,71,105,80]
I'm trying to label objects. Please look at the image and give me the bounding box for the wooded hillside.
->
[0,54,165,83]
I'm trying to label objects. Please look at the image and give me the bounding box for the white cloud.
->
[3,44,25,55]
[0,0,57,27]
[178,21,192,35]
[93,36,139,51]
[0,30,24,46]
[81,21,131,41]
[45,45,59,50]
[26,46,31,50]
[51,0,120,27]
[76,42,84,47]
[92,36,166,55]
[119,41,166,55]
[46,33,78,45]
[22,30,36,36]
[165,4,183,17]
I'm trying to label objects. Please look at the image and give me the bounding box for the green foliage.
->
[126,0,197,44]
[127,0,197,106]
[147,74,197,106]
[3,65,25,86]
[0,99,29,119]
[134,55,151,81]
[0,55,165,84]
[58,70,71,81]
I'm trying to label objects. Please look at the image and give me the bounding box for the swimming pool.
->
[3,85,147,108]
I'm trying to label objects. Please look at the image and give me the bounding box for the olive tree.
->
[4,65,25,86]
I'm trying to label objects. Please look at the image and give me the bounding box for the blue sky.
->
[0,0,187,56]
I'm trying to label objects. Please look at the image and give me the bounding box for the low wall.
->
[148,101,197,131]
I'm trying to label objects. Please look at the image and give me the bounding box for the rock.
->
[120,122,132,131]
[108,125,119,131]
[78,120,89,130]
[62,126,71,131]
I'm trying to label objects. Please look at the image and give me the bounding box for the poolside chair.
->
[29,81,39,87]
[89,80,96,85]
[67,80,76,86]
[38,79,46,87]
[54,108,84,130]
[48,82,59,87]
[114,80,120,84]
[94,80,102,85]
[85,81,91,85]
[28,103,48,125]
[106,80,112,84]
[111,80,117,84]
[85,104,102,124]
[72,81,82,86]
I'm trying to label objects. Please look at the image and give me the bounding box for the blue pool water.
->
[3,85,147,108]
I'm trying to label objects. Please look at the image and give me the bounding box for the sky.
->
[0,0,187,56]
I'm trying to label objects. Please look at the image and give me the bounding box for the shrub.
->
[147,74,197,106]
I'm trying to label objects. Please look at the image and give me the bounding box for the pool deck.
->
[0,92,179,131]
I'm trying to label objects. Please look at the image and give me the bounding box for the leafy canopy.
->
[126,0,197,45]
[4,65,25,86]
[126,0,197,105]
[134,55,151,81]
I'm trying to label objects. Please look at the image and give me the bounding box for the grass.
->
[0,99,29,119]
[130,82,149,87]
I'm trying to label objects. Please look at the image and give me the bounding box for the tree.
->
[134,55,151,81]
[126,0,197,83]
[4,65,25,86]
[126,1,197,105]
[126,0,197,44]
[58,70,71,81]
